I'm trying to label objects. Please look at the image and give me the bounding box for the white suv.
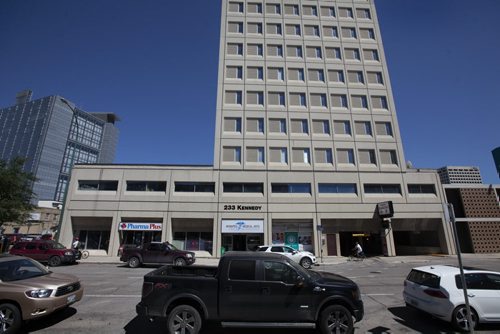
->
[256,245,317,269]
[403,265,500,331]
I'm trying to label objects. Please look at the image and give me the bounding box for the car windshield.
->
[0,258,50,282]
[166,243,179,251]
[287,257,312,280]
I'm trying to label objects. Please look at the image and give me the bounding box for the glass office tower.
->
[0,91,119,202]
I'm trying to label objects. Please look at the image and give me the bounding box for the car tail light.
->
[424,289,447,299]
[142,282,154,297]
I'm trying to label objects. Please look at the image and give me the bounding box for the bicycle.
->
[348,251,366,262]
[81,249,89,259]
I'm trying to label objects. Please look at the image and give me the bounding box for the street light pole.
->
[54,98,80,243]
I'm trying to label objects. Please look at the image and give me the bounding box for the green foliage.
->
[0,158,37,227]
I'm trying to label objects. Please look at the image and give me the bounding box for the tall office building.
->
[0,90,119,202]
[59,1,455,258]
[437,166,483,184]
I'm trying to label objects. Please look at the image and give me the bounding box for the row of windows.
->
[223,117,394,137]
[222,146,399,166]
[228,22,374,40]
[77,180,436,195]
[224,91,388,110]
[228,2,371,21]
[226,66,384,85]
[227,43,378,62]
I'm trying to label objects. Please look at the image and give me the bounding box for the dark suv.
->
[9,240,77,266]
[120,241,195,268]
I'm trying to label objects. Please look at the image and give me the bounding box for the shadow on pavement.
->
[388,306,456,334]
[21,307,77,333]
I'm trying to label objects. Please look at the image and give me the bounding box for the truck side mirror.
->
[296,275,305,287]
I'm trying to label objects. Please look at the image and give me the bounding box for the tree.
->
[0,157,37,229]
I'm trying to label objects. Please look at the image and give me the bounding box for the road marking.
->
[85,295,141,298]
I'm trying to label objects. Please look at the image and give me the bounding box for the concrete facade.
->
[59,0,455,259]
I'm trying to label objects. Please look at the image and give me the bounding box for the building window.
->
[337,149,355,165]
[356,8,371,19]
[338,7,353,18]
[247,66,264,80]
[284,4,299,15]
[271,183,311,194]
[364,49,380,61]
[229,2,244,13]
[367,71,384,85]
[306,46,322,59]
[323,26,338,38]
[325,47,342,60]
[269,147,288,163]
[226,65,243,79]
[371,96,389,109]
[291,119,309,134]
[225,91,242,105]
[78,180,118,191]
[223,146,241,163]
[223,183,264,193]
[224,117,242,133]
[286,45,303,58]
[358,149,377,165]
[126,181,166,192]
[347,71,364,84]
[312,120,330,135]
[345,48,361,60]
[303,5,318,16]
[247,2,262,14]
[267,67,284,81]
[173,232,213,253]
[267,44,283,57]
[319,183,357,194]
[288,68,305,81]
[408,184,436,194]
[247,91,264,106]
[286,24,301,36]
[351,95,368,109]
[305,25,320,37]
[321,6,335,17]
[334,120,351,135]
[380,150,398,165]
[310,93,328,108]
[355,121,372,136]
[227,43,243,55]
[248,22,263,34]
[341,27,357,39]
[228,21,244,33]
[246,118,264,133]
[266,3,281,15]
[364,184,401,194]
[269,118,287,134]
[314,148,333,164]
[247,43,263,56]
[174,182,215,193]
[308,69,325,82]
[246,147,265,163]
[328,69,345,83]
[266,23,282,35]
[375,122,393,136]
[360,28,375,40]
[268,92,286,106]
[331,94,348,108]
[291,147,311,165]
[290,93,307,107]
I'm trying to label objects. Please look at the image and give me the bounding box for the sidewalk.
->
[79,253,500,266]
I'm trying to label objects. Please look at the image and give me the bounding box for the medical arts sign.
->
[119,222,162,231]
[221,220,264,233]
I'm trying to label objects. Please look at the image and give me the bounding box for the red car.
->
[9,240,77,266]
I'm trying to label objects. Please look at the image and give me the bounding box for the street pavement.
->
[19,254,500,334]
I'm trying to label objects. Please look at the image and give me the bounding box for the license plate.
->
[67,294,76,304]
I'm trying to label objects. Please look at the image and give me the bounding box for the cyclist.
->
[352,242,365,258]
[72,237,82,259]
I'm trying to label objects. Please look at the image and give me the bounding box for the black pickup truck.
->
[136,252,363,334]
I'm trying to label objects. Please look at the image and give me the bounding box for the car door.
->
[142,243,162,263]
[464,273,500,321]
[219,259,262,321]
[256,260,314,322]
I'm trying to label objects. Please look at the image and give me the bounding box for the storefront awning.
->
[119,222,162,231]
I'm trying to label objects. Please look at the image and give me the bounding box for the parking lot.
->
[20,255,500,334]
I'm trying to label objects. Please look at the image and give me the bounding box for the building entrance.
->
[221,234,263,252]
[339,232,382,256]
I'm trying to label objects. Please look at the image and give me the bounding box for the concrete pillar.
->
[109,212,120,257]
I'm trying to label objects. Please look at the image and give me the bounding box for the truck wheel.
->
[128,257,141,268]
[300,257,312,269]
[174,258,186,266]
[0,303,22,334]
[49,256,62,267]
[319,305,353,334]
[167,305,201,334]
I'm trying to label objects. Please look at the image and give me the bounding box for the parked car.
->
[256,244,317,269]
[119,241,195,268]
[136,252,363,334]
[403,264,500,331]
[9,240,77,267]
[0,255,84,333]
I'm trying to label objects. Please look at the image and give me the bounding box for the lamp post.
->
[54,98,80,242]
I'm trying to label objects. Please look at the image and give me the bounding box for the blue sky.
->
[1,0,499,183]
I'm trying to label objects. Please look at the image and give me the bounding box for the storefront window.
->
[272,222,314,253]
[77,230,110,251]
[173,232,213,254]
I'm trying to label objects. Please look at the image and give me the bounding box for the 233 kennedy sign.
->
[223,204,262,211]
